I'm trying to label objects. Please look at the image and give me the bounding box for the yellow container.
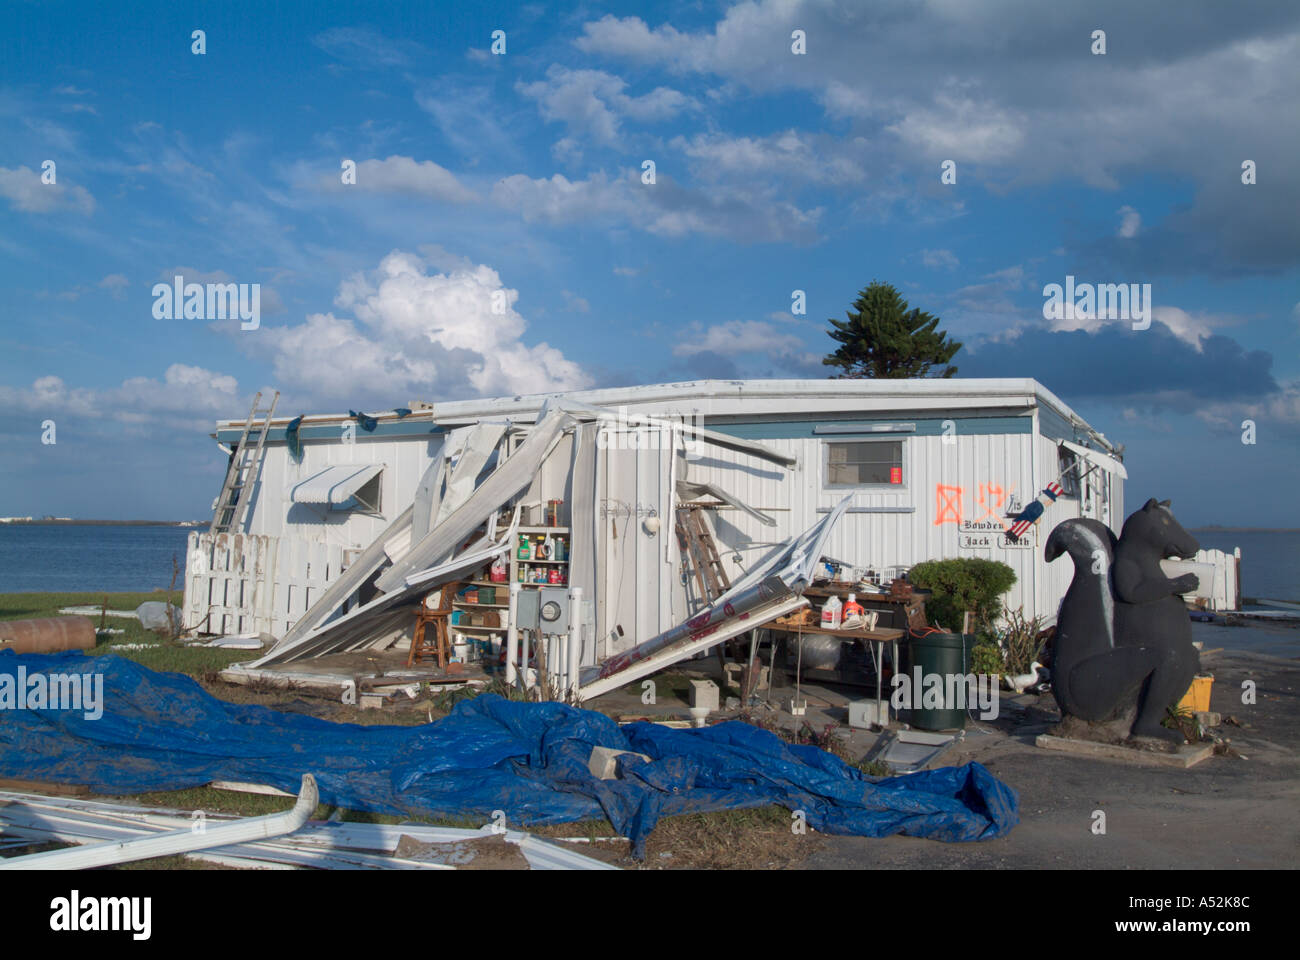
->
[1178,674,1213,713]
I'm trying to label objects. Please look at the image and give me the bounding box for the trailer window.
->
[824,440,905,487]
[1057,446,1081,498]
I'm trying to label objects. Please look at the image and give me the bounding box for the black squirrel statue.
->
[1045,499,1201,744]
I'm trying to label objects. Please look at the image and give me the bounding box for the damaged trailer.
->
[183,378,1130,695]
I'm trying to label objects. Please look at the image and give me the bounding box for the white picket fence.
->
[1193,547,1241,611]
[183,532,350,637]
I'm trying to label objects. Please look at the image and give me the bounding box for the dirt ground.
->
[174,615,1300,870]
[798,619,1300,869]
[6,606,1294,870]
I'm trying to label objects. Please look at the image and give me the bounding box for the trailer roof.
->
[214,378,1116,453]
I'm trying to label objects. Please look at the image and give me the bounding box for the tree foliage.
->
[823,281,961,378]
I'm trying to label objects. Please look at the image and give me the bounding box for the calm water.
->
[0,524,195,593]
[0,523,1295,601]
[1191,530,1300,603]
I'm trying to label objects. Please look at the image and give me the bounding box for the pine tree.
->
[823,281,961,378]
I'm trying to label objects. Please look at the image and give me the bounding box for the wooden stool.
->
[407,582,458,668]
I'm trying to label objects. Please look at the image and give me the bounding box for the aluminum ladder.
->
[211,390,279,534]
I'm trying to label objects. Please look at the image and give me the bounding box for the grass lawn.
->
[0,590,259,676]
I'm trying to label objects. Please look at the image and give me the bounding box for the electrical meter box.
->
[515,589,541,631]
[538,586,570,634]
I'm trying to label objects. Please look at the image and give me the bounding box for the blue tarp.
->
[0,651,1018,857]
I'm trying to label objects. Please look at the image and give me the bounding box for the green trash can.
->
[902,630,974,731]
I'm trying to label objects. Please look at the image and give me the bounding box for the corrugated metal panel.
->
[192,389,1125,646]
[678,429,1066,623]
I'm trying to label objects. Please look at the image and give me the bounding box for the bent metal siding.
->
[185,381,1125,642]
[679,422,1053,626]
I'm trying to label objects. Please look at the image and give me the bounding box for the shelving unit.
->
[442,527,573,650]
[511,526,571,589]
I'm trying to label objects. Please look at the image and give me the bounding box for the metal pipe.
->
[521,629,532,691]
[506,581,520,687]
[0,774,318,871]
[0,616,96,654]
[567,588,583,701]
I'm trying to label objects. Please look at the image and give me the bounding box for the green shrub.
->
[970,641,1004,677]
[907,558,1017,633]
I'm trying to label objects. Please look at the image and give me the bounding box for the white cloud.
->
[99,274,129,298]
[414,85,521,162]
[1194,379,1300,429]
[491,169,821,243]
[572,5,1300,208]
[921,248,960,270]
[312,27,422,69]
[1149,306,1221,351]
[670,318,823,377]
[673,319,804,358]
[887,90,1025,164]
[574,16,705,70]
[562,290,591,313]
[517,65,694,148]
[1117,205,1142,238]
[1045,299,1229,352]
[320,155,477,204]
[0,365,242,429]
[0,165,95,215]
[262,250,590,406]
[672,130,865,185]
[492,171,633,224]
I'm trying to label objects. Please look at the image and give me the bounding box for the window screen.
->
[825,441,904,486]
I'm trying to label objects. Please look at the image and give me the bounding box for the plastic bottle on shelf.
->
[821,595,843,629]
[518,534,531,560]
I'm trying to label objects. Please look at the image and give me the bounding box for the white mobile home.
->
[184,378,1127,691]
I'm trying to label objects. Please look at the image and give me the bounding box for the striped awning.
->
[290,464,384,506]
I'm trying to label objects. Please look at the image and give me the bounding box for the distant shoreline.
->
[0,520,203,527]
[1190,526,1300,534]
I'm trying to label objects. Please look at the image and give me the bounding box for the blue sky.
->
[1,0,1297,526]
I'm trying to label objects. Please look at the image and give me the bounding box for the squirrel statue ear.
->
[1143,498,1160,509]
[1159,499,1172,507]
